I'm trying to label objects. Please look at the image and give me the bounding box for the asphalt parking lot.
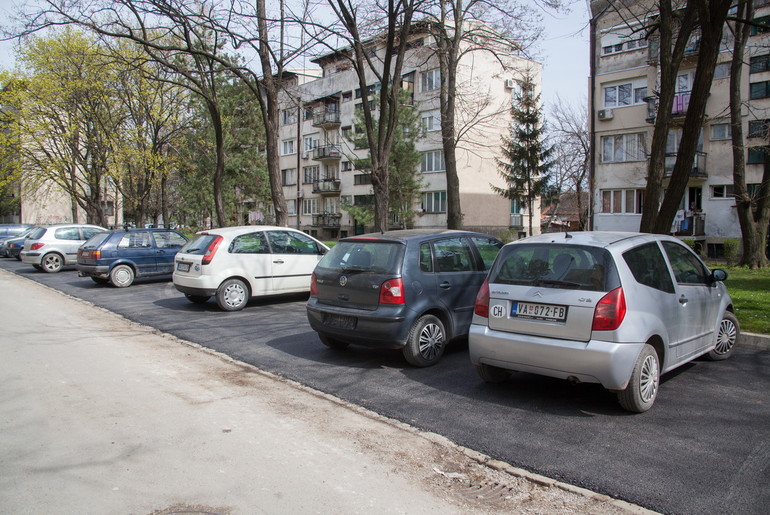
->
[2,258,769,515]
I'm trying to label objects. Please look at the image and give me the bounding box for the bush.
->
[723,239,740,265]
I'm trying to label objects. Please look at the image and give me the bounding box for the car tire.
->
[32,264,42,270]
[91,277,109,285]
[41,252,64,273]
[216,278,249,311]
[617,344,660,413]
[475,363,513,383]
[319,334,349,349]
[706,312,740,361]
[185,294,211,304]
[110,264,135,287]
[403,314,446,367]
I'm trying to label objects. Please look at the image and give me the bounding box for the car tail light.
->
[201,236,223,265]
[473,279,490,318]
[310,272,317,296]
[379,278,405,305]
[592,287,627,331]
[30,243,45,251]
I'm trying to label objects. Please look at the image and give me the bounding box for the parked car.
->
[306,229,504,367]
[0,226,37,258]
[173,226,329,311]
[20,224,108,273]
[76,228,188,287]
[468,231,739,412]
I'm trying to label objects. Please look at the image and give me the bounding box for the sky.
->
[0,0,591,109]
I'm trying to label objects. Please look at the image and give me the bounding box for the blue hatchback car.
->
[77,228,188,287]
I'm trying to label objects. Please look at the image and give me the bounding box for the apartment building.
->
[272,26,540,240]
[590,1,770,256]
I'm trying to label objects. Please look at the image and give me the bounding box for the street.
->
[1,258,769,514]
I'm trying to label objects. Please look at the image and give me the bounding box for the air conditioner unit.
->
[598,109,614,121]
[504,79,515,89]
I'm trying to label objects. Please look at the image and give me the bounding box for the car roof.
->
[341,228,496,243]
[511,231,680,248]
[197,225,306,236]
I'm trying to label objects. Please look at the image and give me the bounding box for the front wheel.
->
[707,312,739,361]
[110,264,135,288]
[42,253,64,273]
[403,314,446,367]
[216,278,249,311]
[617,344,660,413]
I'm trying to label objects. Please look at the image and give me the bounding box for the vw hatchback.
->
[469,232,738,412]
[21,224,108,273]
[77,228,188,287]
[306,229,503,367]
[173,226,329,311]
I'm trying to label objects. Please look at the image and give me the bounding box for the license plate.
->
[511,302,568,322]
[323,314,356,330]
[177,262,191,272]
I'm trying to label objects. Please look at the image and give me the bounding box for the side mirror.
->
[709,268,728,284]
[318,246,329,255]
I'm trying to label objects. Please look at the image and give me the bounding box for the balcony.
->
[664,150,707,180]
[672,91,691,116]
[509,213,523,228]
[672,212,706,237]
[312,212,342,227]
[312,107,341,129]
[313,144,342,162]
[312,178,341,196]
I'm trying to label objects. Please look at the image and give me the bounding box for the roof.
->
[515,231,668,248]
[343,228,495,243]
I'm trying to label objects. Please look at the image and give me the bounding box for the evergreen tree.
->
[493,72,554,236]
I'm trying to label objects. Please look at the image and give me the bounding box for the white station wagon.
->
[469,232,739,412]
[173,226,329,311]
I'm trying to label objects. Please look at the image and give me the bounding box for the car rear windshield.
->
[27,227,47,240]
[81,232,111,249]
[488,243,620,292]
[317,240,405,274]
[179,234,220,255]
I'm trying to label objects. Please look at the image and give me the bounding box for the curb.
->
[738,332,770,351]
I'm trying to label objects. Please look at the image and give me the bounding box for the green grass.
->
[722,266,770,335]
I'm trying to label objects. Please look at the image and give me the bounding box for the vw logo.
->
[339,275,348,286]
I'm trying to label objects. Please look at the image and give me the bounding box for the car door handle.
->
[439,281,451,289]
[273,259,284,264]
[679,295,688,305]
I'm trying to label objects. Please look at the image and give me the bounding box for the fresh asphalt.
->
[3,258,768,515]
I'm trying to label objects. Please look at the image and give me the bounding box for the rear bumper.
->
[468,323,644,390]
[306,298,412,349]
[20,252,41,265]
[174,283,219,298]
[76,264,110,278]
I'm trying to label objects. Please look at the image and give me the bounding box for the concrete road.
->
[0,270,648,515]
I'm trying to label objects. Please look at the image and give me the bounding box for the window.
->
[267,230,320,255]
[55,227,80,240]
[229,232,269,254]
[421,110,441,132]
[287,199,296,216]
[422,191,447,213]
[601,133,646,162]
[662,242,708,285]
[714,63,731,79]
[601,189,645,213]
[751,55,770,74]
[749,146,769,164]
[603,80,647,108]
[281,139,295,156]
[304,136,319,152]
[421,150,445,172]
[118,231,151,248]
[750,81,770,99]
[353,174,372,185]
[341,91,352,102]
[303,165,320,184]
[748,120,769,138]
[711,184,735,198]
[470,237,504,270]
[341,161,352,172]
[281,168,296,186]
[341,126,352,140]
[281,109,297,126]
[153,231,186,248]
[711,124,732,140]
[622,243,675,293]
[421,69,440,92]
[302,198,319,215]
[434,238,474,273]
[600,29,648,56]
[751,16,770,36]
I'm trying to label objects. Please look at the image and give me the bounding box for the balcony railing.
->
[312,108,340,128]
[509,213,523,228]
[311,213,342,227]
[672,91,691,116]
[312,178,341,195]
[664,150,707,179]
[672,213,706,237]
[313,144,342,161]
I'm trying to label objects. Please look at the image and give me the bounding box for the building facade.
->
[589,0,770,256]
[272,27,541,240]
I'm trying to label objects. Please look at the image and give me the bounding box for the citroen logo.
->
[339,275,348,286]
[533,290,543,298]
